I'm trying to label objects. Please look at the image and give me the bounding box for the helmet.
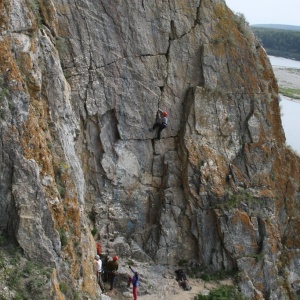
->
[162,111,168,117]
[95,255,100,260]
[113,255,119,261]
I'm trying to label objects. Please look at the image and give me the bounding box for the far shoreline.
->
[280,96,300,104]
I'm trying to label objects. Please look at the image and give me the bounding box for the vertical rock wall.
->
[1,0,300,298]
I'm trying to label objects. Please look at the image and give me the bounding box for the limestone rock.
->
[1,0,300,299]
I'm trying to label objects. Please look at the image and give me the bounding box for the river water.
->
[269,56,300,68]
[269,56,300,154]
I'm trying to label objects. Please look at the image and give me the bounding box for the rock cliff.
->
[1,0,300,299]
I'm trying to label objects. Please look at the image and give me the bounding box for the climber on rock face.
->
[149,108,168,140]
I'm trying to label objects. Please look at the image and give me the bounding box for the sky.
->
[225,0,300,26]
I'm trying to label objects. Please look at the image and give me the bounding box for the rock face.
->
[1,0,300,299]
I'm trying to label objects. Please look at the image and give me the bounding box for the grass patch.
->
[7,269,21,289]
[59,281,79,298]
[91,228,98,236]
[55,162,69,199]
[195,285,245,300]
[0,76,9,119]
[59,228,68,247]
[88,210,96,223]
[28,277,47,293]
[279,87,300,99]
[59,282,68,294]
[0,241,53,300]
[56,37,69,59]
[216,191,257,210]
[26,0,42,28]
[57,183,66,198]
[286,144,300,157]
[10,247,22,265]
[127,259,135,266]
[178,259,188,267]
[200,270,237,282]
[24,261,35,275]
[250,252,265,262]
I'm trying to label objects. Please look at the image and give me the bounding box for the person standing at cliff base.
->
[149,108,168,140]
[107,255,119,290]
[128,266,140,300]
[94,255,105,294]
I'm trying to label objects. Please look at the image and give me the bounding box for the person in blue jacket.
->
[128,266,140,300]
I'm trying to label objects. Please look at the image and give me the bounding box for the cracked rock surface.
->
[1,0,300,299]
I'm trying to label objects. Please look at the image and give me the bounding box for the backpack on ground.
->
[175,269,192,291]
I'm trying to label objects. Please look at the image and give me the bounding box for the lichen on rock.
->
[0,0,300,299]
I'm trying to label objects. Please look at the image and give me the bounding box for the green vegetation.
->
[250,251,265,262]
[59,228,68,247]
[0,76,9,98]
[233,13,251,38]
[200,270,237,282]
[127,259,135,266]
[178,259,188,266]
[55,162,69,199]
[59,282,68,293]
[28,277,47,293]
[57,183,65,198]
[195,285,245,300]
[26,0,42,28]
[252,27,300,61]
[286,144,300,157]
[0,233,52,300]
[59,281,80,299]
[212,7,253,48]
[56,37,69,59]
[91,228,98,236]
[217,191,257,210]
[0,75,9,119]
[88,210,96,223]
[279,87,300,99]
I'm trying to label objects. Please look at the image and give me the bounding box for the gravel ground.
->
[102,261,234,300]
[273,66,300,90]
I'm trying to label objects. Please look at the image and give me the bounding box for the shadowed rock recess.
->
[1,0,300,299]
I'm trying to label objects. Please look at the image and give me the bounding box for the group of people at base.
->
[94,247,140,300]
[94,254,120,293]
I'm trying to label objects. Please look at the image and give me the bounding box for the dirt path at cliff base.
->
[105,278,234,300]
[102,263,234,300]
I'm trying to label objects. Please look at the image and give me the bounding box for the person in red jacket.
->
[96,242,102,256]
[150,108,168,140]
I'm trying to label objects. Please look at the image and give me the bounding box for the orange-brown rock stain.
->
[39,0,59,35]
[0,0,9,29]
[22,99,53,176]
[50,269,65,300]
[186,139,228,198]
[21,96,95,296]
[209,1,261,96]
[0,37,24,85]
